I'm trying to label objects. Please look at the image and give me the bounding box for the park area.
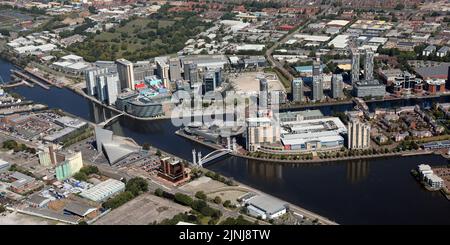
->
[68,12,212,62]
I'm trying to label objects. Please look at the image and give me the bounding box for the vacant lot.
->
[180,176,227,193]
[93,193,189,225]
[230,72,286,93]
[0,212,65,225]
[180,177,248,205]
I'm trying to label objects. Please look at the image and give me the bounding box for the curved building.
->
[124,97,164,118]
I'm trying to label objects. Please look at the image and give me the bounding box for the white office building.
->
[116,59,135,90]
[347,119,371,149]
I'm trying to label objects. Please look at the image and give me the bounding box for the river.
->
[1,58,449,224]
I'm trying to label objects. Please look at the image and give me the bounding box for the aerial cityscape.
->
[0,0,449,228]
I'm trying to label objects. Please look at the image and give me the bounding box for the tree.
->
[81,166,99,175]
[195,191,207,200]
[142,143,151,151]
[174,193,193,206]
[155,188,164,197]
[125,177,148,196]
[0,204,6,213]
[220,215,254,225]
[223,200,231,208]
[213,196,222,204]
[88,6,97,14]
[102,191,134,209]
[156,150,162,157]
[191,199,207,211]
[73,172,88,182]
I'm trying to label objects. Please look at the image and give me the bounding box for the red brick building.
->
[158,157,189,183]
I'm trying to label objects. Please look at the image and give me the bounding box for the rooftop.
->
[246,195,287,215]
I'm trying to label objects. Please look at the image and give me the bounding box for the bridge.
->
[192,137,236,167]
[98,113,124,128]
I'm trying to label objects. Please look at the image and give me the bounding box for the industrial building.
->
[8,172,42,194]
[244,195,288,220]
[52,55,90,75]
[180,55,229,70]
[80,178,126,202]
[55,151,83,181]
[0,159,10,173]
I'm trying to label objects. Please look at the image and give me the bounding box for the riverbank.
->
[227,177,338,225]
[175,129,438,164]
[3,57,450,224]
[66,85,171,122]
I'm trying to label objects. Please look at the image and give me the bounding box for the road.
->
[265,5,332,86]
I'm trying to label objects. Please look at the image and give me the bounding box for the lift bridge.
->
[192,137,237,167]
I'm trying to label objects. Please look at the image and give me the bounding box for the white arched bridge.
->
[192,137,237,167]
[98,113,124,128]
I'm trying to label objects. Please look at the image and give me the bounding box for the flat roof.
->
[328,34,350,49]
[415,65,449,79]
[327,20,349,26]
[293,34,330,42]
[246,195,287,215]
[61,54,83,60]
[80,178,125,201]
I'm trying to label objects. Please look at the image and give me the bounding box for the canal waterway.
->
[1,58,449,224]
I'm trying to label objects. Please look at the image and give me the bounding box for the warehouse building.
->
[0,159,10,173]
[80,178,125,202]
[244,195,288,220]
